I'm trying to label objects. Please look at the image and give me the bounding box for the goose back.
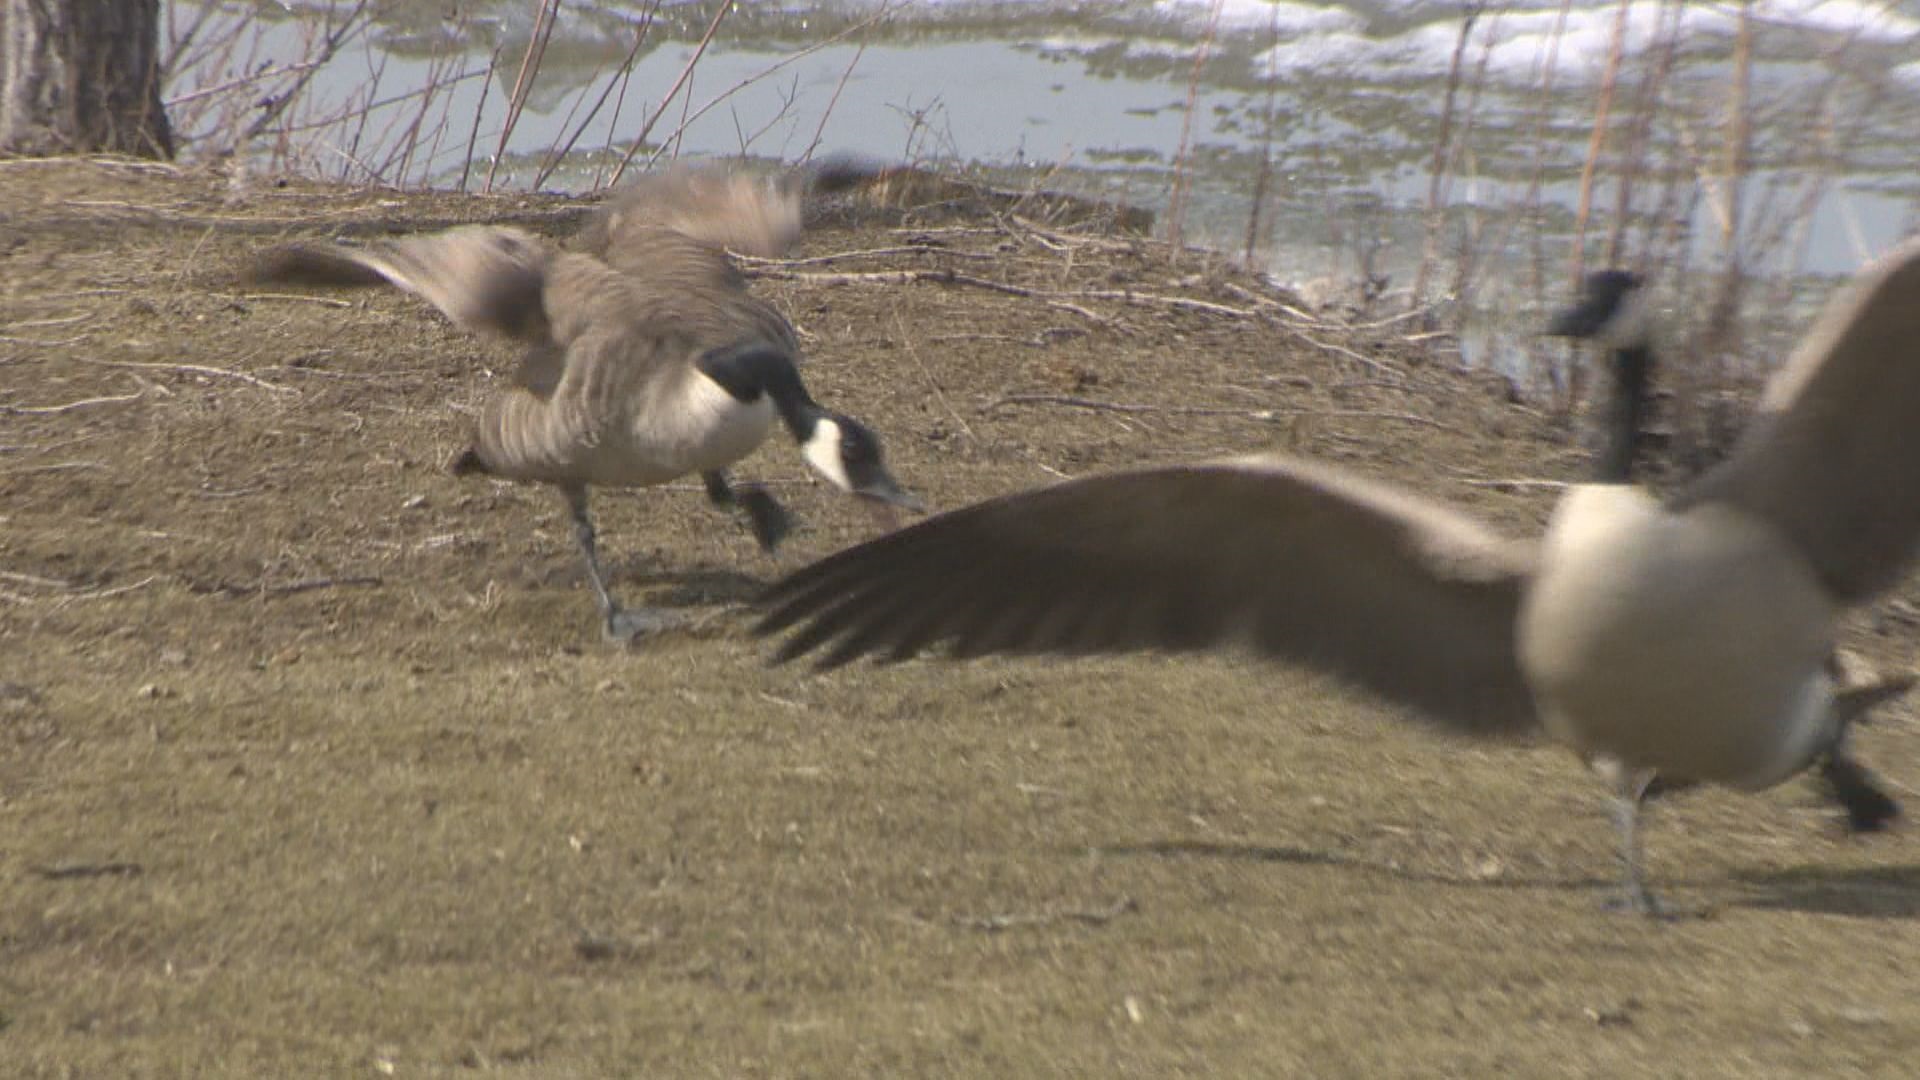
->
[587,223,799,357]
[469,248,783,486]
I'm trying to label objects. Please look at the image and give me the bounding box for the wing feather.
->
[245,226,554,343]
[1675,237,1920,604]
[760,455,1541,736]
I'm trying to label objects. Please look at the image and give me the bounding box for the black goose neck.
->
[697,343,822,440]
[1594,342,1654,484]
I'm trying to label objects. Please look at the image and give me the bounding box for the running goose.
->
[249,164,919,642]
[1549,268,1910,833]
[758,239,1920,912]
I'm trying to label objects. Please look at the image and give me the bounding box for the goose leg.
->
[561,485,681,643]
[1818,673,1910,832]
[1600,762,1664,916]
[1821,748,1901,833]
[701,470,791,553]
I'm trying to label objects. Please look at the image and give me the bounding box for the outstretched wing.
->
[245,226,554,344]
[1675,237,1920,605]
[759,455,1541,737]
[579,165,804,261]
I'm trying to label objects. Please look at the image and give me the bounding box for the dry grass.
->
[2,162,1918,1076]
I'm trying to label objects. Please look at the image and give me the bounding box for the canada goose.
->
[758,238,1920,913]
[1548,268,1910,833]
[248,164,920,642]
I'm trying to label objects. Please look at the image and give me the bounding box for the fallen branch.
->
[0,569,73,589]
[959,895,1137,933]
[1274,325,1403,380]
[1451,477,1570,491]
[1,389,146,415]
[734,244,994,268]
[0,333,92,348]
[3,461,108,475]
[201,574,384,598]
[32,861,144,880]
[81,576,160,600]
[748,265,1374,340]
[14,576,164,605]
[745,266,1105,323]
[985,394,1270,419]
[983,394,1464,435]
[70,357,295,394]
[6,312,93,331]
[238,292,355,308]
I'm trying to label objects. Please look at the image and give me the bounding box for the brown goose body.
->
[463,234,793,488]
[248,163,916,642]
[759,237,1920,912]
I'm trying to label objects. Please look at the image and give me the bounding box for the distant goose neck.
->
[1595,342,1654,484]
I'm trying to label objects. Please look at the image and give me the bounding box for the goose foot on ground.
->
[604,606,687,645]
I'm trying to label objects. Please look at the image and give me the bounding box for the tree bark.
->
[2,0,173,158]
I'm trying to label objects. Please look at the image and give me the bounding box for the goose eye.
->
[840,426,879,466]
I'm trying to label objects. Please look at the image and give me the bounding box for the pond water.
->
[167,0,1920,374]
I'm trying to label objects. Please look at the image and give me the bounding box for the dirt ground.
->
[3,159,1918,1077]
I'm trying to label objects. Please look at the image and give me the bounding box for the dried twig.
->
[235,0,373,149]
[201,574,384,598]
[238,292,355,308]
[64,576,161,602]
[531,1,662,191]
[1571,0,1632,287]
[959,896,1137,933]
[0,333,92,348]
[69,357,295,394]
[747,266,1106,322]
[1451,477,1571,491]
[984,394,1462,434]
[1,390,147,416]
[2,461,108,475]
[32,862,144,880]
[734,245,995,268]
[605,0,733,190]
[0,569,73,589]
[485,0,563,193]
[1166,0,1226,257]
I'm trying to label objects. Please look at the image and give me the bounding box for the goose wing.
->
[245,226,555,344]
[579,165,804,261]
[578,156,880,263]
[758,455,1541,737]
[1674,237,1920,604]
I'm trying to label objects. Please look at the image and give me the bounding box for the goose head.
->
[1547,269,1651,352]
[799,411,924,527]
[1548,270,1656,484]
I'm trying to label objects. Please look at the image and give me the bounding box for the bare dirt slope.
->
[2,159,1918,1077]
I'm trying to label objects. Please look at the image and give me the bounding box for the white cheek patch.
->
[802,417,853,491]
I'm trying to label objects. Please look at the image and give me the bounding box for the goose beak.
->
[855,475,925,531]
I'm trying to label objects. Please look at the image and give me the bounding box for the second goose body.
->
[1549,267,1909,827]
[759,238,1920,912]
[250,164,919,641]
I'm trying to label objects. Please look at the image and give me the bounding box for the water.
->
[166,0,1920,374]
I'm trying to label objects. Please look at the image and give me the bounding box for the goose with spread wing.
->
[1548,267,1911,833]
[759,239,1920,912]
[249,162,919,642]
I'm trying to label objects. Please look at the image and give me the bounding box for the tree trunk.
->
[2,0,173,158]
